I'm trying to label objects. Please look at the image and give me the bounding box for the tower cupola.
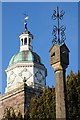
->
[5,16,47,93]
[19,16,33,52]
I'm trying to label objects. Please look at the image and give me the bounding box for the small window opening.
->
[24,38,27,45]
[51,52,55,57]
[21,39,23,45]
[29,38,31,45]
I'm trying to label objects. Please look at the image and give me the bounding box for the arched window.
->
[24,38,27,45]
[21,39,23,45]
[29,38,31,45]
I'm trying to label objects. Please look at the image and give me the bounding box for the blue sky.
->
[1,2,78,94]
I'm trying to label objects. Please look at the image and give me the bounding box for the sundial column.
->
[53,63,67,119]
[50,6,70,120]
[50,43,69,120]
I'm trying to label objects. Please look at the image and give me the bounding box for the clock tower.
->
[0,16,47,119]
[5,16,47,93]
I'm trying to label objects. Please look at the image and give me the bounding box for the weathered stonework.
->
[50,43,69,120]
[0,83,42,119]
[55,69,67,119]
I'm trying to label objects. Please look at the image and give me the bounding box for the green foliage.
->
[28,86,56,120]
[67,70,80,120]
[1,107,24,120]
[28,70,80,120]
[24,109,30,120]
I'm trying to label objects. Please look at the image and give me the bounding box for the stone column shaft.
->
[50,43,69,120]
[55,69,66,119]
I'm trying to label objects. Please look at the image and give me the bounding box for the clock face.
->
[18,67,32,81]
[8,71,17,84]
[34,70,45,84]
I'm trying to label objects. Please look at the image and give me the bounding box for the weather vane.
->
[52,6,66,45]
[24,13,28,32]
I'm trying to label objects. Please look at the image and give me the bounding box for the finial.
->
[52,6,66,45]
[24,13,28,32]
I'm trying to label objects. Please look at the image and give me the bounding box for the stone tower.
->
[0,16,47,119]
[50,43,69,119]
[50,7,70,119]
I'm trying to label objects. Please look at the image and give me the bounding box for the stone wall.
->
[0,85,24,119]
[0,84,42,119]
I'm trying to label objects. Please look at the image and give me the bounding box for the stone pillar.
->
[52,63,67,119]
[50,43,69,120]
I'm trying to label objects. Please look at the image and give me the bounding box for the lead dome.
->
[9,50,43,66]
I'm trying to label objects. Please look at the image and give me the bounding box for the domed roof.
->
[9,50,43,66]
